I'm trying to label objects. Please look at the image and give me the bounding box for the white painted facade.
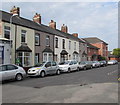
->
[54,35,80,63]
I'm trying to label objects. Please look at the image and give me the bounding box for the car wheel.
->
[40,71,45,77]
[56,70,60,75]
[15,74,23,81]
[77,67,80,71]
[84,67,86,70]
[68,68,71,73]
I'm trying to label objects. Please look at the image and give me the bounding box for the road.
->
[1,64,119,103]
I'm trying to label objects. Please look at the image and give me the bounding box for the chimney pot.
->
[61,24,68,33]
[10,6,20,16]
[49,20,56,29]
[33,13,41,24]
[72,33,78,37]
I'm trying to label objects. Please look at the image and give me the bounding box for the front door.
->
[45,62,52,75]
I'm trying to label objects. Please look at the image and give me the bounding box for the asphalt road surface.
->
[1,64,119,103]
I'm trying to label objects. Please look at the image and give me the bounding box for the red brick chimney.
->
[61,24,68,33]
[72,33,78,37]
[10,6,20,16]
[49,20,56,29]
[33,13,41,24]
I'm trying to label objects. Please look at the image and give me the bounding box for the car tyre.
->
[84,67,86,70]
[56,70,60,75]
[15,74,23,81]
[40,71,45,78]
[68,68,71,73]
[77,67,80,71]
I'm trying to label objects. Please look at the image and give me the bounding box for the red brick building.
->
[86,43,99,61]
[83,37,108,60]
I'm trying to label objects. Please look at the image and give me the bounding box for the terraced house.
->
[0,6,87,67]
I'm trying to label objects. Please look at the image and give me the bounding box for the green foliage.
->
[113,48,120,57]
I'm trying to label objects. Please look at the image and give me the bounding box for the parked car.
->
[92,61,101,68]
[0,64,26,81]
[79,61,93,70]
[107,60,116,65]
[28,61,60,77]
[58,60,79,72]
[99,60,107,67]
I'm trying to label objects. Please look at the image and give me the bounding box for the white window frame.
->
[43,53,53,62]
[69,41,71,50]
[46,36,50,46]
[4,26,10,39]
[21,30,26,43]
[35,34,40,45]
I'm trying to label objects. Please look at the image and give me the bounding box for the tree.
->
[113,48,120,57]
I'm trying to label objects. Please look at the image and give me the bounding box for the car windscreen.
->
[34,62,45,67]
[80,62,85,64]
[59,61,70,65]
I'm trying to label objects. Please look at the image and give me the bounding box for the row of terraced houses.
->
[0,6,108,67]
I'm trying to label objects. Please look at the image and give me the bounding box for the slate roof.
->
[42,48,53,53]
[0,10,84,42]
[83,37,108,45]
[16,44,32,52]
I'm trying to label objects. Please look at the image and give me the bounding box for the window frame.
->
[4,26,10,39]
[46,35,50,47]
[21,30,26,43]
[55,37,58,48]
[35,33,40,46]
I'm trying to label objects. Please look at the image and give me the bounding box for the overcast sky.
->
[1,2,118,51]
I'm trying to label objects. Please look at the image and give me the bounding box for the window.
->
[4,26,10,39]
[43,53,53,62]
[63,39,65,49]
[74,42,76,50]
[46,36,50,46]
[45,62,51,67]
[35,33,40,45]
[69,41,71,50]
[0,65,6,71]
[52,61,57,66]
[7,65,18,70]
[35,53,39,64]
[55,37,58,48]
[17,52,31,67]
[21,30,26,43]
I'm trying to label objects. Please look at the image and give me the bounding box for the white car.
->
[58,60,79,72]
[92,61,101,68]
[28,61,60,77]
[107,60,116,65]
[0,64,26,81]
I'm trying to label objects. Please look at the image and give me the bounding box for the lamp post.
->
[10,13,18,63]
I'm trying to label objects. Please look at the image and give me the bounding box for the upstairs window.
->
[55,37,58,48]
[21,30,26,43]
[69,41,71,50]
[35,33,40,45]
[4,26,10,39]
[74,42,76,50]
[46,36,50,46]
[63,39,65,49]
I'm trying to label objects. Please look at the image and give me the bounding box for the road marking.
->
[107,70,118,75]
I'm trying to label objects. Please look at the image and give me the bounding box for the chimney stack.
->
[10,6,20,16]
[61,24,68,33]
[49,20,56,29]
[72,33,78,37]
[33,13,41,24]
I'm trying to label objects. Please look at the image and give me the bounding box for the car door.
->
[73,61,78,70]
[51,61,57,74]
[69,61,74,71]
[45,62,52,75]
[5,65,18,80]
[0,65,7,81]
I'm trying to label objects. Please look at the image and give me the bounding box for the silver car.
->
[28,61,60,77]
[79,61,93,70]
[0,64,26,81]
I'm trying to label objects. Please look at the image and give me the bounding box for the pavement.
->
[1,64,119,103]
